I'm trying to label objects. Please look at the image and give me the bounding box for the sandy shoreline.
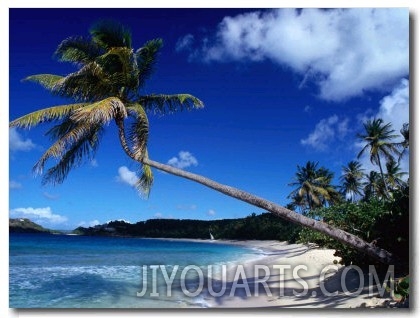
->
[156,238,396,308]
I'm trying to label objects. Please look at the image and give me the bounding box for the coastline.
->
[174,238,395,308]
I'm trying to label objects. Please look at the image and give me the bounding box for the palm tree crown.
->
[357,118,400,195]
[340,160,364,202]
[10,20,203,196]
[288,161,341,211]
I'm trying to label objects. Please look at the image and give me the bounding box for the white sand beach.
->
[195,239,397,308]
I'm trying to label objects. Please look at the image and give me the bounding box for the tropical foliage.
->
[340,160,364,202]
[290,118,409,270]
[288,161,341,212]
[297,183,409,269]
[357,118,401,195]
[74,212,301,242]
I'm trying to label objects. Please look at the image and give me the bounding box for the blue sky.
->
[8,8,409,230]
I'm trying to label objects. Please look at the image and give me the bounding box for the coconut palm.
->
[288,161,341,211]
[385,158,408,191]
[10,21,203,195]
[340,160,364,202]
[10,21,393,264]
[357,118,400,195]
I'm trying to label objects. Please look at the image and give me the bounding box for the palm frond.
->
[136,38,163,87]
[9,103,86,129]
[33,124,103,184]
[138,94,204,114]
[97,47,139,90]
[33,121,94,175]
[23,74,64,91]
[55,36,103,64]
[45,118,78,141]
[52,62,113,101]
[135,149,153,197]
[90,20,132,49]
[71,97,127,125]
[127,103,149,159]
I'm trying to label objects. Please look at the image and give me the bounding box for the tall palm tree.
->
[340,160,364,202]
[9,21,393,264]
[288,161,341,211]
[357,118,400,195]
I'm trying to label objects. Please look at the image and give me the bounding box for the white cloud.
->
[9,128,36,152]
[78,220,101,227]
[90,159,98,167]
[181,8,408,101]
[116,166,138,187]
[301,115,350,151]
[376,78,409,138]
[167,151,198,169]
[176,34,195,52]
[9,180,22,189]
[10,207,68,224]
[377,79,409,174]
[207,209,216,216]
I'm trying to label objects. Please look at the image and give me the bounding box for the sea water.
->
[9,233,262,308]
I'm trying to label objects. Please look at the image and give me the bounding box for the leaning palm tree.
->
[10,21,394,264]
[288,161,341,211]
[357,118,400,196]
[340,160,364,202]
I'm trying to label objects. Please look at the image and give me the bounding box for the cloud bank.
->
[179,8,408,101]
[10,207,68,224]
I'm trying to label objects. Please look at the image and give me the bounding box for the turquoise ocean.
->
[9,233,263,308]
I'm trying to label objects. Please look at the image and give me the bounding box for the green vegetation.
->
[73,212,301,242]
[9,218,52,233]
[291,120,409,272]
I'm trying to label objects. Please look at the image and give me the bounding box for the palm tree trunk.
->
[115,118,394,265]
[377,153,390,197]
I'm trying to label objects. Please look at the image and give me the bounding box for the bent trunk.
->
[143,158,394,265]
[114,118,394,265]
